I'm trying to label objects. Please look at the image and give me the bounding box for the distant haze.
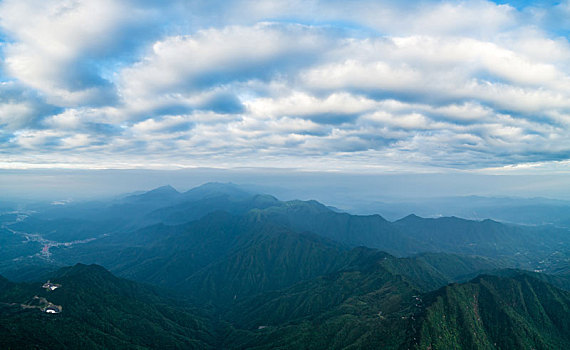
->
[1,169,569,208]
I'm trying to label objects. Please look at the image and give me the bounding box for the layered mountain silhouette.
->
[1,183,569,349]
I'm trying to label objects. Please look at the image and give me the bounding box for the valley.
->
[1,213,108,264]
[0,183,569,349]
[3,0,570,348]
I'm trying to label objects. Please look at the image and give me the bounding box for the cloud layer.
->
[1,0,570,172]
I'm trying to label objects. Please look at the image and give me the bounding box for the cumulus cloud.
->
[0,0,169,106]
[1,0,570,172]
[119,23,331,99]
[245,92,379,124]
[0,82,60,130]
[302,35,570,114]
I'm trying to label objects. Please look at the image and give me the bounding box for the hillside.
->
[1,183,569,349]
[5,183,568,279]
[415,274,570,349]
[249,200,420,256]
[0,264,215,349]
[219,272,570,349]
[2,264,569,349]
[58,212,506,308]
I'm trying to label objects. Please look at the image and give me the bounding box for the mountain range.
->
[0,182,569,349]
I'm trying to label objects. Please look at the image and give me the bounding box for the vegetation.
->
[415,274,570,349]
[1,183,569,349]
[0,264,215,349]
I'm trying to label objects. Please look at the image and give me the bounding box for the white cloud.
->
[1,0,570,173]
[301,59,422,92]
[400,1,515,36]
[119,23,330,99]
[59,133,92,149]
[0,102,36,130]
[11,129,62,149]
[300,35,570,116]
[360,111,435,130]
[218,0,516,38]
[0,0,161,106]
[246,92,379,120]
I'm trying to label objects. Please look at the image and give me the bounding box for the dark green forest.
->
[1,183,569,349]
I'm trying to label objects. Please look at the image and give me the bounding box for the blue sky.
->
[1,0,570,174]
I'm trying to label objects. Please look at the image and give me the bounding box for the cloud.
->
[0,0,170,106]
[199,91,245,114]
[202,0,516,38]
[245,92,379,124]
[301,35,570,115]
[119,23,332,99]
[0,0,570,173]
[0,82,60,130]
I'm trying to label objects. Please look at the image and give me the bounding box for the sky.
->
[2,168,570,206]
[1,0,570,176]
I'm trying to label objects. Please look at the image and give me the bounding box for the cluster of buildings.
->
[41,281,62,314]
[44,305,62,314]
[42,281,60,291]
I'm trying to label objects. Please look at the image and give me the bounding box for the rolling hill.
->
[0,264,215,349]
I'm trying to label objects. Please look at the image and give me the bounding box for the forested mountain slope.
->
[0,264,215,349]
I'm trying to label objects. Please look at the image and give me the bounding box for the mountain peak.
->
[52,263,114,280]
[284,199,331,213]
[147,185,179,195]
[189,182,242,191]
[138,185,180,197]
[397,213,422,222]
[183,182,254,200]
[124,185,180,202]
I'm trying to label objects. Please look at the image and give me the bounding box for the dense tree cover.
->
[1,183,569,348]
[3,264,568,349]
[416,274,570,349]
[0,264,215,349]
